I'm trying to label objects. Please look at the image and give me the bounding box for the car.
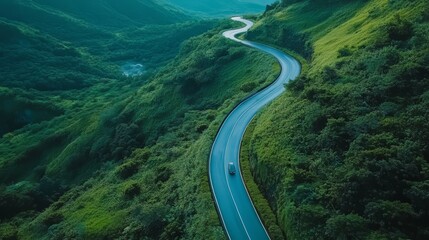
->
[228,162,236,175]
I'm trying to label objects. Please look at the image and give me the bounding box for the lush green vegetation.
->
[0,1,281,238]
[3,0,427,239]
[243,0,429,239]
[164,0,275,17]
[0,0,189,29]
[241,121,284,239]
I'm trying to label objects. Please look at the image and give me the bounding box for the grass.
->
[0,14,281,239]
[310,0,424,70]
[240,121,284,240]
[67,185,128,238]
[251,0,428,72]
[240,0,429,239]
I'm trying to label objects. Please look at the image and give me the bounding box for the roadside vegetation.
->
[241,121,284,240]
[3,0,427,239]
[243,0,429,239]
[0,1,280,238]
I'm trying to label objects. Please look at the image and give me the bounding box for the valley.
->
[1,0,428,239]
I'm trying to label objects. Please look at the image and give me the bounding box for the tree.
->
[364,200,417,228]
[326,214,368,239]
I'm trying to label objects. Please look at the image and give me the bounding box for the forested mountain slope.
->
[3,0,427,239]
[164,0,275,16]
[0,0,192,44]
[0,1,280,239]
[0,0,189,28]
[243,0,429,239]
[0,0,212,138]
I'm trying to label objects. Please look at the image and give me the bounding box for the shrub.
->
[110,123,140,159]
[116,161,140,179]
[364,200,417,228]
[155,167,172,183]
[0,223,18,240]
[0,190,34,219]
[196,124,208,133]
[338,47,353,57]
[42,212,64,226]
[240,82,257,92]
[326,214,368,239]
[124,183,140,198]
[386,14,413,41]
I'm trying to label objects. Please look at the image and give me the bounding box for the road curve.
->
[209,17,301,240]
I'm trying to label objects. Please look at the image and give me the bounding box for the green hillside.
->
[0,1,281,238]
[1,0,428,239]
[164,0,276,16]
[242,0,429,239]
[0,0,189,27]
[0,23,280,239]
[0,0,190,42]
[0,0,211,91]
[32,0,189,26]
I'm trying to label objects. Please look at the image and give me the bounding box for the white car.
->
[228,162,236,175]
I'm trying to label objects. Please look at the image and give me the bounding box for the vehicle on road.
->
[209,17,300,239]
[228,162,236,175]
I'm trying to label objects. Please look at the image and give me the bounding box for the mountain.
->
[242,0,275,5]
[0,0,189,27]
[164,0,277,16]
[0,0,190,41]
[0,0,208,92]
[0,19,279,239]
[1,0,428,239]
[241,0,429,239]
[32,0,189,26]
[0,0,279,239]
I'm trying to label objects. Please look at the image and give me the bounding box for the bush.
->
[240,82,257,92]
[155,167,172,183]
[364,200,417,228]
[338,47,353,57]
[0,189,34,219]
[245,3,429,238]
[386,14,413,41]
[110,123,140,159]
[116,161,139,179]
[0,224,18,240]
[124,183,140,198]
[326,214,368,239]
[195,124,208,133]
[42,212,64,226]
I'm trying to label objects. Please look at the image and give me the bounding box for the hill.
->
[0,0,191,41]
[0,1,280,239]
[0,0,210,92]
[241,0,429,239]
[164,0,276,16]
[3,0,427,239]
[0,21,280,239]
[0,0,189,28]
[32,0,189,26]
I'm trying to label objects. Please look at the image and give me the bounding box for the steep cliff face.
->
[244,0,429,239]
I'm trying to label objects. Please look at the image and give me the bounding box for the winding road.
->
[209,17,301,239]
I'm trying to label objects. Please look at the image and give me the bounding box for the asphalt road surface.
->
[209,17,301,240]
